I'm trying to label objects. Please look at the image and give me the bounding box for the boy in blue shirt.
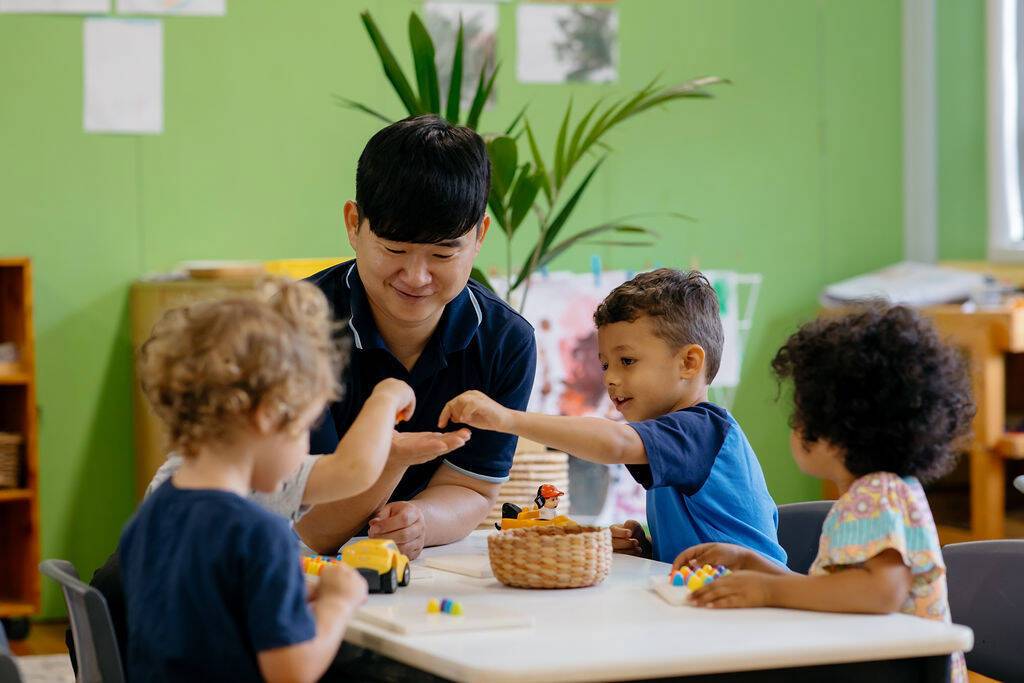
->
[440,269,786,565]
[120,278,419,682]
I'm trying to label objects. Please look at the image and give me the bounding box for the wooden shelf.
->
[996,433,1024,459]
[0,489,32,502]
[0,371,29,385]
[0,600,37,618]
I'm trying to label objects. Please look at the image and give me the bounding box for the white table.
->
[340,532,973,682]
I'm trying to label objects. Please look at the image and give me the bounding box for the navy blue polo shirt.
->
[307,261,536,501]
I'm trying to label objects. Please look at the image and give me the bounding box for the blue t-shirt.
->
[627,403,787,566]
[308,261,537,499]
[119,480,315,682]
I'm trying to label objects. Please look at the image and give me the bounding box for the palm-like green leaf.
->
[332,95,393,124]
[512,157,605,291]
[552,99,573,187]
[487,136,518,197]
[360,11,422,117]
[408,13,440,113]
[524,121,552,204]
[507,166,541,234]
[535,224,659,271]
[445,18,464,122]
[466,60,499,130]
[505,105,528,136]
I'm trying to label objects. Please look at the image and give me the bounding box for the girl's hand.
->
[438,390,513,433]
[689,570,774,609]
[672,543,755,573]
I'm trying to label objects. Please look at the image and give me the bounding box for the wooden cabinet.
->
[0,258,41,626]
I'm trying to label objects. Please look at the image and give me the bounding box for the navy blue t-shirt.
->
[627,403,787,566]
[119,480,315,682]
[307,261,536,500]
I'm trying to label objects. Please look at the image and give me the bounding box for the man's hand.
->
[688,570,774,609]
[438,390,513,432]
[389,429,471,468]
[368,501,426,559]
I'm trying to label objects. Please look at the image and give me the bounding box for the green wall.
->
[0,0,904,618]
[937,0,987,260]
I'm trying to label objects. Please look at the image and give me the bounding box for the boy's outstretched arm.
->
[302,379,469,506]
[439,390,648,465]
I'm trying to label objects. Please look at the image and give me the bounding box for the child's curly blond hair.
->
[138,277,346,457]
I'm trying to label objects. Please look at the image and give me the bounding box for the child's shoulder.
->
[832,471,931,526]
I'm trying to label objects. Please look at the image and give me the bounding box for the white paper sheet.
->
[84,18,163,134]
[0,0,108,13]
[116,0,224,16]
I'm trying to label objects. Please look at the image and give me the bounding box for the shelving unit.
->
[0,258,40,636]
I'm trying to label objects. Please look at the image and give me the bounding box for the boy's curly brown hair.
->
[138,277,346,457]
[771,305,975,482]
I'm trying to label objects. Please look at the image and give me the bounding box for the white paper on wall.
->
[0,0,108,13]
[84,18,163,134]
[116,0,224,16]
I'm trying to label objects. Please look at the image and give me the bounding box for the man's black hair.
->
[355,114,491,244]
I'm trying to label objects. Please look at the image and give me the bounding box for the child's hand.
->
[316,561,368,609]
[389,428,471,467]
[373,378,417,422]
[672,543,754,573]
[438,390,512,432]
[610,520,651,557]
[688,570,774,609]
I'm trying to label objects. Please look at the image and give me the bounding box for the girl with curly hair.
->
[672,305,974,682]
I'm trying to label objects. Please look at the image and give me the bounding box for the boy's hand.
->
[689,570,774,609]
[373,378,417,422]
[368,501,426,559]
[672,543,754,573]
[610,520,651,557]
[438,390,513,432]
[316,562,368,609]
[389,429,471,467]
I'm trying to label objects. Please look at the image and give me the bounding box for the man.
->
[297,114,537,558]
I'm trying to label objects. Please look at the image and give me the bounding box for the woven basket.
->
[0,433,22,489]
[487,525,611,589]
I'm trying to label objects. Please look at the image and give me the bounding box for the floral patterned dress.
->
[809,472,966,682]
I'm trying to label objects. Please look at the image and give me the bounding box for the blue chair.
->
[0,621,22,683]
[39,560,125,683]
[777,500,833,574]
[942,540,1024,682]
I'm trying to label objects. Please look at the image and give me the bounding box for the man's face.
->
[345,201,489,326]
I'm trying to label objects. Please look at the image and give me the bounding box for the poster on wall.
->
[424,1,498,110]
[516,3,618,84]
[116,0,224,16]
[84,18,164,134]
[0,0,108,13]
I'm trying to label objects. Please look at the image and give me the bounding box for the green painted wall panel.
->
[1,0,904,617]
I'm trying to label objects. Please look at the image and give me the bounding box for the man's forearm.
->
[412,484,494,547]
[295,464,407,554]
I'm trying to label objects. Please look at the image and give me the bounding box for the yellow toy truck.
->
[340,539,411,594]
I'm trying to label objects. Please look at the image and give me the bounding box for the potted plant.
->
[339,11,725,307]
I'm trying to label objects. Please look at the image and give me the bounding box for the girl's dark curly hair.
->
[771,305,974,482]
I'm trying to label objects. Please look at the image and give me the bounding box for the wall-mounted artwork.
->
[425,1,499,110]
[517,3,618,84]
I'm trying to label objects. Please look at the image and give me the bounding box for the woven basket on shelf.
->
[0,433,22,489]
[487,525,611,589]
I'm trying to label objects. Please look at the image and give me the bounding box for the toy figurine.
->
[495,483,577,530]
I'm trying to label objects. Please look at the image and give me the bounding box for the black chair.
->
[777,500,833,574]
[40,559,125,683]
[943,540,1024,682]
[0,621,22,683]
